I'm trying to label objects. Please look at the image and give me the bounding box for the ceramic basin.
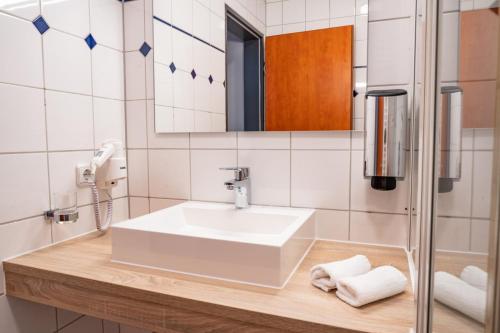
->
[111,201,315,288]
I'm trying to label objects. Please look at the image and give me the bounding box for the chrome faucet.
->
[220,167,250,209]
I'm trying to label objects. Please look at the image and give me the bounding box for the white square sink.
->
[111,201,315,288]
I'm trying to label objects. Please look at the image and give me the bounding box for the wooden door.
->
[265,26,353,131]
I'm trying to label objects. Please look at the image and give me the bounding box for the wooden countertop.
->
[4,232,416,333]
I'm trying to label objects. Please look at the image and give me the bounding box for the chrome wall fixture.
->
[437,86,463,193]
[364,89,408,191]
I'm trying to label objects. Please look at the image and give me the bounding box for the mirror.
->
[152,1,368,133]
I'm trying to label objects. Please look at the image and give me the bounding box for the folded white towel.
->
[434,271,486,323]
[460,265,487,291]
[310,255,371,292]
[335,265,407,307]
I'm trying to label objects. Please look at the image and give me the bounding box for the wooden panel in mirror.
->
[265,26,353,131]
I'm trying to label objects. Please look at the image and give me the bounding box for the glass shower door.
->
[424,0,500,332]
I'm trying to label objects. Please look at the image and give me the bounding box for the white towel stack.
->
[434,270,486,323]
[310,255,407,307]
[336,266,408,307]
[310,255,371,292]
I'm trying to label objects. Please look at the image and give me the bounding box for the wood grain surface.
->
[4,232,414,333]
[265,26,353,131]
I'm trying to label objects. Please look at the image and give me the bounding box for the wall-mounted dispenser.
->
[364,89,408,191]
[438,86,463,193]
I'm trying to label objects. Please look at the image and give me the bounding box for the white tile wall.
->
[0,1,129,331]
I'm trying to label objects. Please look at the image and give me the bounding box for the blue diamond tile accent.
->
[85,34,97,49]
[191,69,196,79]
[33,16,49,35]
[139,42,151,56]
[169,62,176,73]
[208,75,213,84]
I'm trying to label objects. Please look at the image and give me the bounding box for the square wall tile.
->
[56,309,82,329]
[124,0,146,51]
[291,131,350,150]
[350,211,408,246]
[93,97,126,148]
[210,12,225,50]
[266,1,283,25]
[191,150,237,202]
[368,18,414,86]
[126,100,148,149]
[126,51,147,100]
[0,296,56,333]
[283,0,306,23]
[59,315,103,333]
[48,151,94,207]
[306,0,330,21]
[470,219,490,253]
[193,0,210,42]
[190,132,237,149]
[92,46,125,100]
[155,105,174,132]
[330,0,355,18]
[0,153,49,224]
[172,0,193,33]
[291,150,350,210]
[154,62,174,107]
[474,128,495,150]
[173,108,195,132]
[153,20,173,65]
[129,197,150,218]
[0,216,51,294]
[173,70,194,110]
[43,29,92,95]
[238,150,291,206]
[350,151,410,214]
[172,29,193,71]
[315,209,350,241]
[306,19,330,30]
[90,0,124,50]
[0,13,43,87]
[283,22,306,33]
[148,149,190,199]
[149,198,185,212]
[154,0,172,22]
[147,101,190,148]
[237,132,290,149]
[368,0,413,21]
[437,151,473,218]
[193,41,212,78]
[46,90,94,151]
[435,217,471,251]
[128,150,149,197]
[472,151,493,219]
[0,0,39,20]
[41,0,90,38]
[0,83,46,153]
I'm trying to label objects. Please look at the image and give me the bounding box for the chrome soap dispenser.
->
[364,89,408,191]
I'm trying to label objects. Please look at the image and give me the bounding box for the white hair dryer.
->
[77,140,127,232]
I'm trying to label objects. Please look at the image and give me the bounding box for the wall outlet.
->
[76,163,95,186]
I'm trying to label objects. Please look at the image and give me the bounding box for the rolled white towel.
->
[460,265,487,291]
[335,265,407,307]
[310,255,371,292]
[434,271,486,323]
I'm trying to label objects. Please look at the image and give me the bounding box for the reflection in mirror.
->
[226,11,264,131]
[431,2,498,332]
[153,1,368,133]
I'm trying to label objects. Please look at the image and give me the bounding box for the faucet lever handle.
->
[219,167,249,181]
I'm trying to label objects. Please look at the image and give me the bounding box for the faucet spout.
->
[220,167,250,209]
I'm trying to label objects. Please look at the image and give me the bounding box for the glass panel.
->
[431,1,499,332]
